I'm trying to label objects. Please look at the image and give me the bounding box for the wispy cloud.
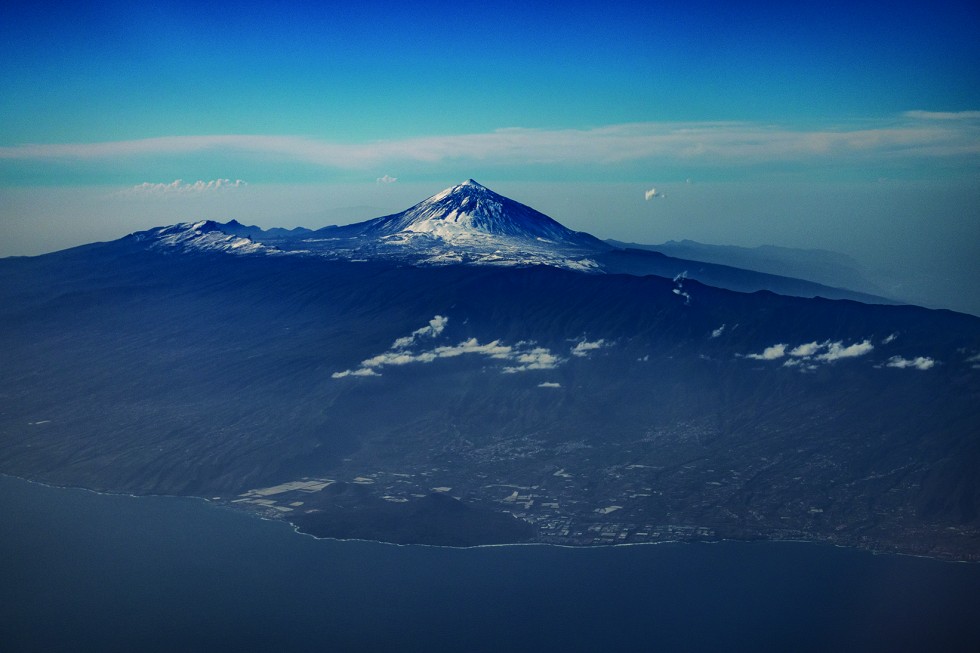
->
[710,324,726,338]
[359,350,438,368]
[672,271,691,305]
[538,382,562,388]
[376,174,398,183]
[436,339,514,360]
[503,348,562,373]
[330,367,381,379]
[885,355,936,370]
[570,339,607,357]
[782,359,818,371]
[391,315,447,349]
[744,339,874,365]
[4,115,977,171]
[814,340,873,361]
[333,315,576,378]
[746,344,788,360]
[118,178,247,195]
[789,342,821,357]
[903,110,980,121]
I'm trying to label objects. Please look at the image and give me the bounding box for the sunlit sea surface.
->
[2,474,978,652]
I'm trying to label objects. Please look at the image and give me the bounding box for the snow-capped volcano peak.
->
[365,179,596,247]
[428,178,485,198]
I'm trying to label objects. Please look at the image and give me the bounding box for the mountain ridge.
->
[607,238,891,300]
[351,179,603,246]
[122,180,900,306]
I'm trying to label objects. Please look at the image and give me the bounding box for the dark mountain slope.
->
[609,238,888,298]
[595,247,895,305]
[1,245,978,556]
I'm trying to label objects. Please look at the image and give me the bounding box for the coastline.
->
[4,472,975,564]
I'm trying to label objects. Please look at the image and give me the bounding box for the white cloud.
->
[5,115,976,171]
[376,174,398,183]
[538,382,562,388]
[781,339,873,362]
[886,355,936,370]
[671,271,691,304]
[882,333,898,344]
[571,339,607,357]
[644,187,664,200]
[120,178,247,195]
[710,324,726,338]
[746,337,881,369]
[746,344,787,360]
[504,348,562,373]
[814,339,873,362]
[390,335,416,349]
[334,315,572,377]
[903,110,980,121]
[782,359,817,371]
[331,367,381,379]
[391,315,447,349]
[429,315,448,334]
[434,338,513,359]
[789,342,821,357]
[361,351,437,368]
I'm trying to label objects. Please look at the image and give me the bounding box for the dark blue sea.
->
[2,474,978,653]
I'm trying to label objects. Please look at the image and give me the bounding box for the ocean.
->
[2,474,978,652]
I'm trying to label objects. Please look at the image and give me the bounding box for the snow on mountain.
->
[134,220,280,255]
[125,181,898,304]
[342,179,607,269]
[134,180,609,270]
[362,179,598,245]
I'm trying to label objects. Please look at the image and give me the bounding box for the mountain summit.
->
[361,179,601,246]
[319,179,608,268]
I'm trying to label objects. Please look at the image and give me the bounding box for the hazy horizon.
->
[3,177,978,315]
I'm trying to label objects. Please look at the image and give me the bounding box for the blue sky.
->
[1,0,979,312]
[3,1,978,156]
